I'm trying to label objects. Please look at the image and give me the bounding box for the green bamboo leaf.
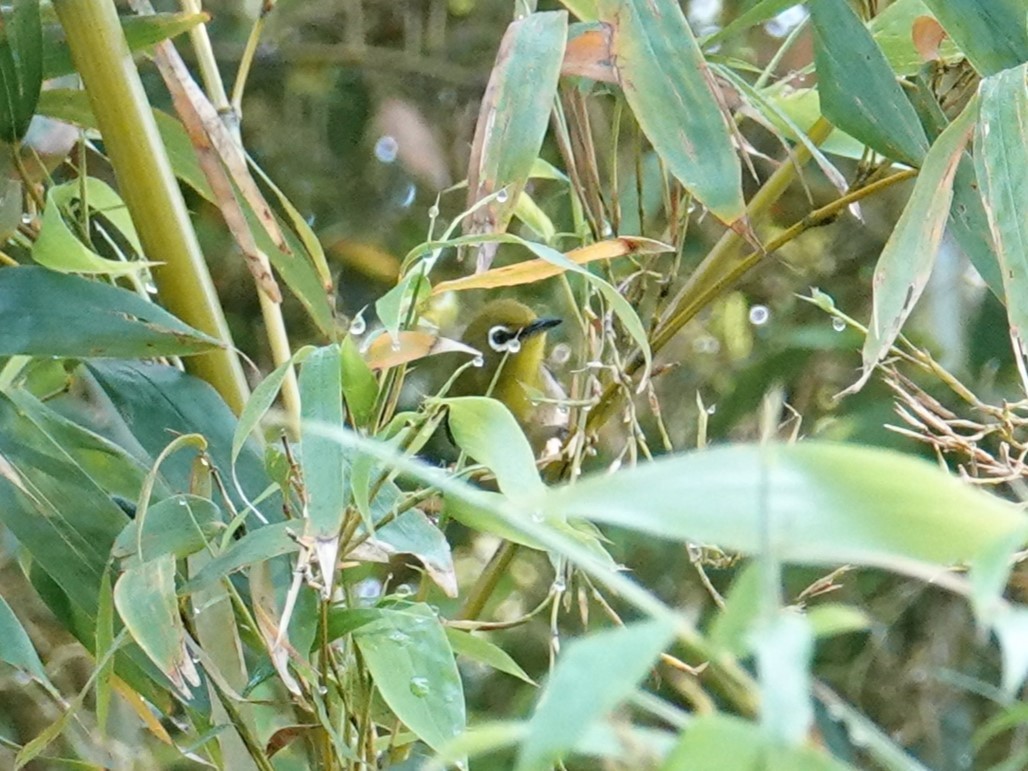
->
[949,155,1004,299]
[706,0,798,45]
[0,392,131,616]
[94,570,114,733]
[975,65,1028,354]
[112,494,223,563]
[178,521,298,595]
[545,442,1028,611]
[0,267,220,358]
[444,396,543,499]
[854,97,977,389]
[232,346,314,465]
[810,0,929,167]
[0,594,49,683]
[756,612,814,745]
[516,619,675,771]
[340,334,378,429]
[465,11,566,258]
[445,628,536,685]
[87,361,280,524]
[598,0,744,223]
[299,345,348,589]
[352,604,465,754]
[32,180,159,276]
[0,0,42,142]
[662,714,854,770]
[114,554,198,697]
[922,0,1028,77]
[41,12,208,80]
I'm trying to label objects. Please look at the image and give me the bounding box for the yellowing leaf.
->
[431,236,672,294]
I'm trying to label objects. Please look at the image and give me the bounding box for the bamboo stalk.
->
[53,0,250,415]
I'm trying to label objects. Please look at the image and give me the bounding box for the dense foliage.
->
[0,0,1025,769]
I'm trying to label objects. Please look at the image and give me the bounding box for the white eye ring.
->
[488,325,521,353]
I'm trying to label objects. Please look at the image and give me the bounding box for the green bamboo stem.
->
[53,0,250,415]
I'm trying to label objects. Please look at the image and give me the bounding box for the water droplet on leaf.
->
[409,676,431,697]
[748,304,770,326]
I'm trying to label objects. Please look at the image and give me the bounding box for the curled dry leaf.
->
[431,236,673,294]
[363,330,480,370]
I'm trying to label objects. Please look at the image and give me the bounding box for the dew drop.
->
[472,355,485,368]
[505,338,522,354]
[388,630,411,646]
[600,221,613,237]
[428,204,440,219]
[531,511,545,523]
[395,583,414,597]
[552,576,566,592]
[832,317,846,332]
[374,135,399,163]
[409,676,431,697]
[391,338,402,352]
[706,404,717,415]
[495,188,509,203]
[178,498,188,506]
[144,281,158,295]
[349,311,366,336]
[748,304,770,326]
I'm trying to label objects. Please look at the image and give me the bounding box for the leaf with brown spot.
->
[465,12,568,271]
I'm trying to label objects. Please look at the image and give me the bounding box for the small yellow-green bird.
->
[454,298,568,451]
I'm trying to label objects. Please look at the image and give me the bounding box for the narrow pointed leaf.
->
[545,442,1028,602]
[300,345,348,541]
[855,98,977,389]
[516,619,675,771]
[975,65,1028,352]
[0,595,49,683]
[0,267,220,357]
[465,11,567,263]
[810,0,929,167]
[114,554,198,697]
[0,0,42,141]
[598,0,744,222]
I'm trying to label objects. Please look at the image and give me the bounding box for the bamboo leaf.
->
[975,64,1028,355]
[598,0,744,223]
[0,267,222,357]
[922,0,1028,76]
[810,0,929,167]
[853,97,977,390]
[465,11,567,269]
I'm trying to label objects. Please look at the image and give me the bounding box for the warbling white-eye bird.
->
[453,298,568,452]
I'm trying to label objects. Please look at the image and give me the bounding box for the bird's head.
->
[457,299,562,420]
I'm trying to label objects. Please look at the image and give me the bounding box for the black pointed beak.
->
[519,317,562,340]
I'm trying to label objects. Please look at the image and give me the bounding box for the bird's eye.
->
[488,325,516,352]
